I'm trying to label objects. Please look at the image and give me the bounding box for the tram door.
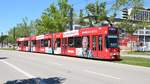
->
[92,36,98,58]
[62,38,67,55]
[36,40,40,52]
[20,42,23,51]
[97,36,103,58]
[92,35,102,58]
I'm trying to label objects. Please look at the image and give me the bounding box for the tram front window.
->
[106,36,118,48]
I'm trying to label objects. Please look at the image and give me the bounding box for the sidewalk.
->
[121,51,150,59]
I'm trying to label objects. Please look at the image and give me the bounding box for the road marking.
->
[51,62,63,66]
[0,60,35,78]
[85,70,121,80]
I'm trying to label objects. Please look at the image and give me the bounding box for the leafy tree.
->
[116,20,137,34]
[112,0,144,12]
[7,17,31,43]
[6,0,145,39]
[0,35,8,43]
[35,0,72,35]
[29,20,37,36]
[112,0,144,34]
[79,9,86,25]
[85,0,107,23]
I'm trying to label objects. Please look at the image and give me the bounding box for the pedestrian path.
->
[122,54,150,59]
[121,51,150,59]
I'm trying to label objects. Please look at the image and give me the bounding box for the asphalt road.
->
[0,50,150,84]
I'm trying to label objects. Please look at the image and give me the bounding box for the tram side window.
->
[56,38,61,47]
[44,40,48,47]
[31,40,36,47]
[92,36,96,50]
[24,41,28,46]
[41,40,44,47]
[62,38,67,47]
[99,36,102,50]
[68,37,74,47]
[74,37,82,48]
[18,42,21,46]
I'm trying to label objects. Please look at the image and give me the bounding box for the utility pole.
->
[69,7,73,30]
[13,27,16,49]
[1,32,3,48]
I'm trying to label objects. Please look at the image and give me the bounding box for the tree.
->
[112,0,144,33]
[0,35,8,41]
[79,9,84,24]
[0,34,8,48]
[112,0,144,11]
[35,0,72,35]
[29,20,37,36]
[85,0,107,23]
[7,17,31,43]
[6,0,145,39]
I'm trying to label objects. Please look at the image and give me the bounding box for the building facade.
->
[133,28,150,51]
[128,8,150,22]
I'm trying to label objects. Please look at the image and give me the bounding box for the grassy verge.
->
[116,57,150,67]
[0,48,15,50]
[127,51,150,56]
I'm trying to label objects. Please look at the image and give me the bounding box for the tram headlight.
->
[110,52,119,56]
[111,56,115,59]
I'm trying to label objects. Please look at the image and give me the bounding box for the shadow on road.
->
[5,77,66,84]
[0,57,7,60]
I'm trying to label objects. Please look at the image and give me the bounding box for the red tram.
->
[16,25,120,60]
[17,37,30,51]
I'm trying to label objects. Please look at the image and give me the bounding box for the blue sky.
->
[0,0,150,34]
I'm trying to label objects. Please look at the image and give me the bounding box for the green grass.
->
[0,48,15,50]
[127,51,150,56]
[116,57,150,67]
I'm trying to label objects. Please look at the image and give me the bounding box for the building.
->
[120,7,150,51]
[133,28,150,51]
[127,8,150,22]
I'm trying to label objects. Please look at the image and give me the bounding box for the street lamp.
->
[143,27,146,51]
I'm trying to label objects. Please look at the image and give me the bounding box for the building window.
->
[135,31,138,34]
[146,31,150,34]
[139,31,144,34]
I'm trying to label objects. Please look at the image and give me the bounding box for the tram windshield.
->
[106,35,119,48]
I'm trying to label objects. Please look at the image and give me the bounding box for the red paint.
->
[16,25,120,60]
